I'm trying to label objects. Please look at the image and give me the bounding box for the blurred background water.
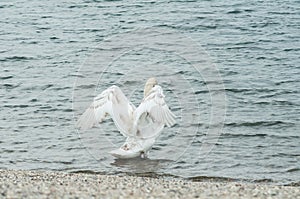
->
[0,0,299,185]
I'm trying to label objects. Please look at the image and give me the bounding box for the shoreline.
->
[0,169,299,198]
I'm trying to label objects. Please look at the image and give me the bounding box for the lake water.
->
[1,0,299,185]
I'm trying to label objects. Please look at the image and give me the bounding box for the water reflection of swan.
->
[76,78,176,159]
[111,157,173,173]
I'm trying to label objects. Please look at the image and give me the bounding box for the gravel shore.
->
[0,169,299,199]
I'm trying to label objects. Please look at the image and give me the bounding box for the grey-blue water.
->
[1,0,299,185]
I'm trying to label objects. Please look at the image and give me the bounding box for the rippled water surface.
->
[1,0,299,185]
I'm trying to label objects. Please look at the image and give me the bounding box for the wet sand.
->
[0,169,299,199]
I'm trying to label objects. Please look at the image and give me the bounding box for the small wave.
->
[254,100,296,106]
[71,170,106,175]
[0,75,13,80]
[173,70,186,75]
[29,98,38,102]
[0,4,14,9]
[11,141,27,145]
[285,182,300,186]
[0,83,21,89]
[274,79,299,85]
[271,153,300,158]
[0,56,35,62]
[68,5,88,9]
[225,88,251,93]
[3,104,30,108]
[62,108,73,112]
[225,88,277,94]
[222,133,268,138]
[283,48,300,52]
[76,84,97,89]
[194,90,209,94]
[57,161,74,165]
[225,121,293,127]
[1,149,14,153]
[122,80,140,85]
[49,86,72,91]
[22,84,54,91]
[221,133,299,141]
[252,178,274,183]
[268,11,296,15]
[286,167,300,173]
[188,175,240,182]
[50,36,59,40]
[227,10,243,14]
[69,73,85,78]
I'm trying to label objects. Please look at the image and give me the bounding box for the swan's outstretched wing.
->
[134,85,176,139]
[76,85,135,137]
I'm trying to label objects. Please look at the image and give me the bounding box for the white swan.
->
[76,78,176,159]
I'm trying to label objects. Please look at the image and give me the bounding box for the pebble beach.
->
[0,170,299,199]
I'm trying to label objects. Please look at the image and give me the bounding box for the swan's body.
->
[76,78,176,159]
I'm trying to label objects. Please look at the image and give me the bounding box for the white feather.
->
[76,85,135,137]
[76,79,176,159]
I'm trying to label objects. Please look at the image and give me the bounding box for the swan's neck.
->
[144,84,152,97]
[144,77,157,97]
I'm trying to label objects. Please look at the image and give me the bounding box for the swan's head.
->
[144,77,157,97]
